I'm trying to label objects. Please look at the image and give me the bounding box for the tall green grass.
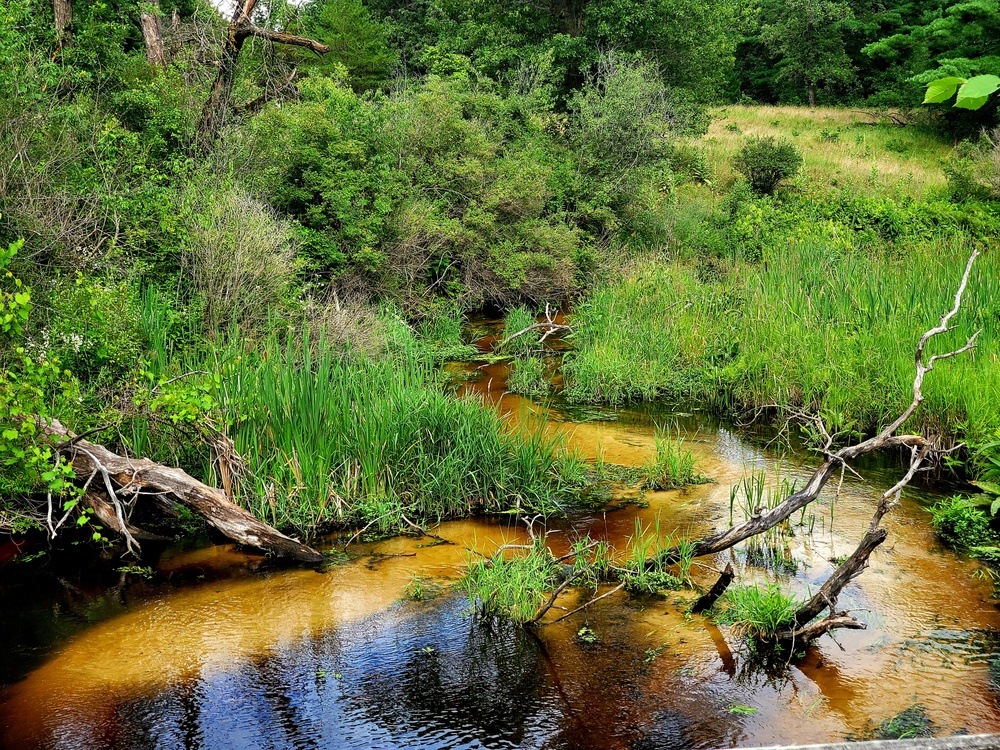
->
[211,332,587,535]
[564,236,1000,449]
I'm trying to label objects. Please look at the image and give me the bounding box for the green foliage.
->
[759,0,856,103]
[930,495,996,551]
[403,573,445,601]
[302,0,399,91]
[715,583,799,641]
[507,356,550,398]
[563,194,1000,452]
[641,429,705,490]
[0,238,80,515]
[853,705,933,741]
[462,539,560,623]
[194,330,588,535]
[733,136,803,194]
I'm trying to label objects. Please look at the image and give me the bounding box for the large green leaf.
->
[955,75,1000,110]
[923,76,965,103]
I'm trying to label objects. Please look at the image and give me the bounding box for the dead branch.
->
[691,562,735,614]
[497,303,572,350]
[197,0,329,144]
[42,419,325,563]
[547,582,626,624]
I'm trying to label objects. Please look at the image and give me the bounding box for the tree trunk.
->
[691,563,735,614]
[808,84,817,108]
[53,0,72,45]
[44,419,326,564]
[139,1,167,69]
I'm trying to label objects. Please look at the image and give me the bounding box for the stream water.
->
[1,324,998,749]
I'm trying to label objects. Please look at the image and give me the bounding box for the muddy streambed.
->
[1,332,999,749]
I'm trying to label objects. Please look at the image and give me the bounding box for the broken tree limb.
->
[197,0,328,144]
[691,562,735,614]
[82,491,169,542]
[43,420,325,564]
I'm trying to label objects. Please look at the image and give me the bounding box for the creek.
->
[0,322,998,749]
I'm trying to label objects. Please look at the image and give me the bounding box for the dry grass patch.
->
[701,106,950,198]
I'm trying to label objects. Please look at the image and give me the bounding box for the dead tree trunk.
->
[197,0,329,145]
[53,0,72,46]
[43,420,325,564]
[691,563,735,614]
[139,1,167,69]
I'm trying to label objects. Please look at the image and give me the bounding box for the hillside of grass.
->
[559,106,1000,461]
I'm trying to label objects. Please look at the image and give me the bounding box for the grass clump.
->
[930,495,1000,560]
[462,540,561,623]
[851,704,933,741]
[403,574,446,601]
[714,584,799,642]
[507,356,551,398]
[641,429,706,490]
[164,329,591,537]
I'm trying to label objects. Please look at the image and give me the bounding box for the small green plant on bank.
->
[714,584,799,642]
[929,495,1000,560]
[733,136,803,195]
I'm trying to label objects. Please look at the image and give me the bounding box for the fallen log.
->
[44,420,325,564]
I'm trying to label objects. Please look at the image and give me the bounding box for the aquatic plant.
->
[462,540,561,623]
[158,330,593,536]
[641,428,706,490]
[714,583,800,642]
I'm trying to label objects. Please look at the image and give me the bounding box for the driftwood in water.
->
[691,562,735,614]
[43,420,325,564]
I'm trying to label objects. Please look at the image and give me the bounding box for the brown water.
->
[1,326,998,749]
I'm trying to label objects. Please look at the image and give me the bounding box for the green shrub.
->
[930,495,995,550]
[733,136,803,195]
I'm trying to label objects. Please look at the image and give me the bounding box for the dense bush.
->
[733,136,803,195]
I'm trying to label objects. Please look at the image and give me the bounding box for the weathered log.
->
[776,612,867,645]
[82,491,168,542]
[44,420,325,564]
[691,562,735,614]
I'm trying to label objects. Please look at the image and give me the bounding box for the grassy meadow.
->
[560,106,1000,458]
[704,106,951,198]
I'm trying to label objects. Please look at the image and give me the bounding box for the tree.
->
[760,0,856,106]
[300,0,398,91]
[138,0,166,69]
[197,0,330,145]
